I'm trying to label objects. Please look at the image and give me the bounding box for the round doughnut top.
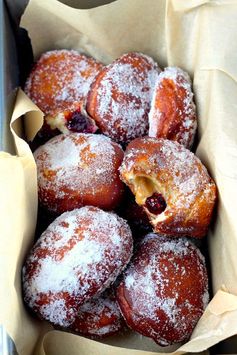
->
[25,49,103,115]
[34,133,124,213]
[86,52,161,144]
[22,206,133,327]
[71,289,123,337]
[148,67,197,149]
[120,137,217,238]
[116,234,209,345]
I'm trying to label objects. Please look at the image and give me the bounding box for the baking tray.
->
[0,0,237,354]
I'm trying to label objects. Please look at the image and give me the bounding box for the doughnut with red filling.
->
[25,49,102,136]
[120,137,216,238]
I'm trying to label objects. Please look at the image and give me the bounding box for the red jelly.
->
[66,109,98,134]
[145,193,166,215]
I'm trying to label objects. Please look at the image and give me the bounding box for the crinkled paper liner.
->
[1,0,237,354]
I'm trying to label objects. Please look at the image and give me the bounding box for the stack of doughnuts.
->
[22,49,217,346]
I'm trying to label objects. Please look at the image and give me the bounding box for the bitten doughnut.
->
[116,234,209,346]
[24,50,102,135]
[22,206,133,327]
[148,67,197,149]
[120,137,216,238]
[34,133,125,214]
[86,52,160,144]
[70,289,124,338]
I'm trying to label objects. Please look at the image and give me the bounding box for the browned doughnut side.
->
[148,67,197,149]
[120,137,217,238]
[116,234,209,346]
[22,206,133,327]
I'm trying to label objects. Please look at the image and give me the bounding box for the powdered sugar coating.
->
[86,52,161,144]
[22,206,133,327]
[34,133,125,213]
[116,234,209,346]
[120,137,216,238]
[25,49,103,115]
[149,67,197,149]
[70,288,124,337]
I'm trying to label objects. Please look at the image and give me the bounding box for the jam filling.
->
[66,110,95,133]
[145,193,167,215]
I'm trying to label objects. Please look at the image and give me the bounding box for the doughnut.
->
[34,133,125,214]
[24,49,102,135]
[70,289,124,338]
[120,137,217,238]
[22,206,133,327]
[116,234,209,346]
[148,67,197,149]
[86,52,160,144]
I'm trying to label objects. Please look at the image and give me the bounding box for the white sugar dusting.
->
[90,53,160,143]
[72,289,122,336]
[23,206,133,326]
[40,299,71,327]
[148,67,197,149]
[158,139,211,208]
[34,133,122,207]
[121,235,209,343]
[25,49,103,115]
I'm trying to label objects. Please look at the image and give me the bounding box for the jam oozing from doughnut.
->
[66,109,96,133]
[145,193,166,215]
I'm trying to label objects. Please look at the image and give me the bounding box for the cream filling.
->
[45,113,69,134]
[133,176,157,205]
[130,175,168,223]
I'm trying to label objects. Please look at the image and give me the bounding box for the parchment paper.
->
[1,0,237,354]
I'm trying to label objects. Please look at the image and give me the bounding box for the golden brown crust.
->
[23,207,133,327]
[70,289,124,338]
[116,234,209,345]
[148,67,197,149]
[120,137,217,238]
[25,49,103,116]
[86,52,160,144]
[34,133,125,214]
